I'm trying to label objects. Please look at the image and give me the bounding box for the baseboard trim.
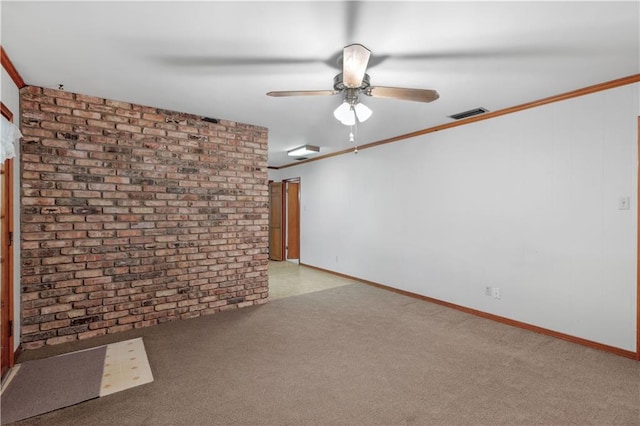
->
[300,263,638,361]
[13,344,22,364]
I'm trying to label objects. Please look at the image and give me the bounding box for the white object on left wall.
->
[0,115,20,162]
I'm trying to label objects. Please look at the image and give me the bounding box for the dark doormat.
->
[1,345,107,424]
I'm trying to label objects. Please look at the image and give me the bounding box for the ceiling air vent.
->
[448,107,488,120]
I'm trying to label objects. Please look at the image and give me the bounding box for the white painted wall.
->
[270,83,639,352]
[1,66,21,351]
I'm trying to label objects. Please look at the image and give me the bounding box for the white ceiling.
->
[1,1,638,167]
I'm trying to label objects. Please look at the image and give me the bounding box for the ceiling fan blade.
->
[365,86,440,103]
[157,55,326,67]
[342,44,371,88]
[266,90,339,97]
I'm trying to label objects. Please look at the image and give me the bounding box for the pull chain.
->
[350,120,358,154]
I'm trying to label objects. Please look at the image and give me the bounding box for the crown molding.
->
[1,46,26,89]
[1,102,14,121]
[277,73,640,170]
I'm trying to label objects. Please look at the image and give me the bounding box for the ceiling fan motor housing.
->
[334,73,371,92]
[334,73,370,104]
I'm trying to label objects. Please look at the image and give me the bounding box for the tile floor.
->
[100,338,153,397]
[0,337,153,423]
[268,260,356,300]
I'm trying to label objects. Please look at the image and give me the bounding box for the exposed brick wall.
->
[19,86,269,349]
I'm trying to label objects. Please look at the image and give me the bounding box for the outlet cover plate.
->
[618,196,630,210]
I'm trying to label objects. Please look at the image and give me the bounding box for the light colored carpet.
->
[9,280,640,425]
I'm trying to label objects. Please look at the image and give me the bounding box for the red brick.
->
[40,304,73,315]
[57,115,90,126]
[78,329,107,340]
[108,324,134,333]
[41,121,74,132]
[103,311,129,320]
[115,108,141,119]
[40,319,71,331]
[56,308,87,318]
[38,105,70,118]
[23,341,46,350]
[19,85,269,348]
[106,99,132,109]
[22,324,41,334]
[103,114,129,123]
[142,127,166,136]
[89,320,117,330]
[46,335,77,345]
[155,302,177,311]
[41,256,73,265]
[118,315,143,325]
[133,319,158,328]
[87,119,116,129]
[56,98,86,109]
[75,94,105,105]
[116,123,141,133]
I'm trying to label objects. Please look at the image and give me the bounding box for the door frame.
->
[1,101,15,378]
[268,181,286,261]
[636,116,639,361]
[284,178,301,261]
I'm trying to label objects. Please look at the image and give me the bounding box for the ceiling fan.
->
[266,44,439,126]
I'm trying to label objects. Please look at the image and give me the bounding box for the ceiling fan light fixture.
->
[334,101,372,125]
[334,102,356,126]
[287,144,320,157]
[340,112,356,126]
[353,102,372,122]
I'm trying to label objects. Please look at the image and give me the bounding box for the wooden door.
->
[1,104,15,378]
[287,181,300,259]
[1,159,14,378]
[269,182,285,261]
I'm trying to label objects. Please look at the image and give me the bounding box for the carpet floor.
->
[1,346,106,424]
[7,281,640,425]
[1,338,153,424]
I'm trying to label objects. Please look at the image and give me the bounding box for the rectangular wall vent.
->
[448,107,489,120]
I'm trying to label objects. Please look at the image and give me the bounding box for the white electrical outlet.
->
[493,287,501,299]
[485,286,492,296]
[618,196,630,210]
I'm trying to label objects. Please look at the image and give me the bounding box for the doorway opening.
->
[268,178,301,263]
[268,181,285,261]
[284,178,300,264]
